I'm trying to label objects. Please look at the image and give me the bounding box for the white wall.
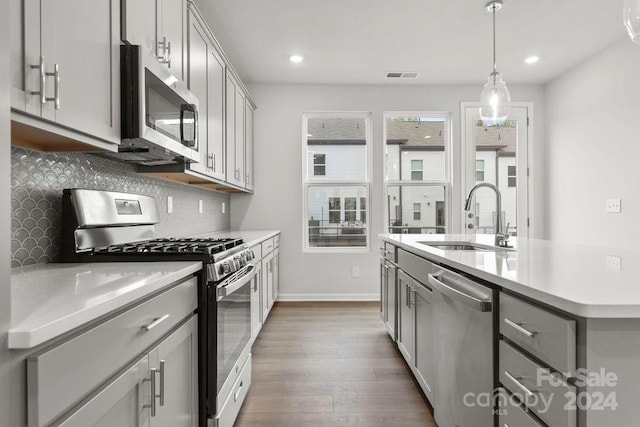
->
[231,83,545,299]
[1,11,13,425]
[545,39,640,249]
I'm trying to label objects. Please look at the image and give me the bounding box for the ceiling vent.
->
[385,72,419,79]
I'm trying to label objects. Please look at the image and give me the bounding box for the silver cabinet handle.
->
[405,283,410,307]
[408,287,416,307]
[234,381,244,402]
[207,153,214,169]
[504,370,536,399]
[142,314,170,331]
[504,318,537,338]
[166,41,171,67]
[45,64,60,110]
[159,360,165,406]
[246,173,249,184]
[30,56,46,104]
[144,368,158,417]
[157,36,168,63]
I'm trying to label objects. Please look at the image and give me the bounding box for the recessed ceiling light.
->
[289,54,304,64]
[424,135,432,139]
[525,56,539,64]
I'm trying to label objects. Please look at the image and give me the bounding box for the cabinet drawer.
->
[500,293,576,375]
[216,353,252,427]
[397,249,433,285]
[380,243,396,262]
[28,277,197,427]
[499,340,576,427]
[274,234,280,248]
[262,238,274,255]
[497,389,544,427]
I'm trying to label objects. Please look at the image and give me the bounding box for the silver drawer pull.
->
[504,318,537,338]
[234,381,243,402]
[504,370,536,399]
[159,360,166,406]
[142,314,170,331]
[143,368,158,416]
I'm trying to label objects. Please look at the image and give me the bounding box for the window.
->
[411,160,423,181]
[508,165,516,187]
[304,113,370,251]
[385,113,450,235]
[413,203,421,220]
[476,160,485,182]
[313,154,326,176]
[328,197,340,223]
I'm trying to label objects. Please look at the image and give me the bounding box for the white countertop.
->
[194,229,280,248]
[9,261,202,349]
[380,233,640,318]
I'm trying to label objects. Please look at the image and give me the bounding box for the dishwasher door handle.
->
[428,273,492,312]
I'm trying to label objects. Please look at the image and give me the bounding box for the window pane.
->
[307,186,367,248]
[508,177,516,187]
[411,171,423,181]
[385,116,446,181]
[475,171,485,182]
[314,166,325,176]
[387,185,446,234]
[307,117,367,181]
[508,165,516,176]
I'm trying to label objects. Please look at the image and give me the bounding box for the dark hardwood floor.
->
[235,301,437,427]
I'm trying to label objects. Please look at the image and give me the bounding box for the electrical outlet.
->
[606,255,621,272]
[351,266,360,278]
[606,199,621,213]
[198,200,203,214]
[166,196,173,214]
[221,202,226,214]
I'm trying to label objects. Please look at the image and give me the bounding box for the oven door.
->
[209,264,255,413]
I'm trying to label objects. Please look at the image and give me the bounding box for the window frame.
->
[410,159,424,181]
[302,112,372,253]
[383,112,452,235]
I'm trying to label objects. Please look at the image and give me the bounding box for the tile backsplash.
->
[11,147,230,267]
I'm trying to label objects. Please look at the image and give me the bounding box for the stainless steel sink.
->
[417,241,515,252]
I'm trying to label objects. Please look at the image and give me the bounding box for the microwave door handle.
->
[180,103,197,148]
[216,264,256,301]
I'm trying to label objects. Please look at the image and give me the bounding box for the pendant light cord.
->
[492,3,497,82]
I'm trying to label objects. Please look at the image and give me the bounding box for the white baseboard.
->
[277,293,379,302]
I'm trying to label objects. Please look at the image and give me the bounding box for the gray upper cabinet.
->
[186,8,225,181]
[123,0,186,81]
[225,72,246,188]
[10,0,120,148]
[244,102,255,190]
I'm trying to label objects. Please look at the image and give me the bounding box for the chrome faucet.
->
[464,183,510,247]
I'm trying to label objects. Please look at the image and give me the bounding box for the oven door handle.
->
[216,264,257,301]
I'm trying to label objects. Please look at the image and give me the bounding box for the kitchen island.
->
[380,233,640,427]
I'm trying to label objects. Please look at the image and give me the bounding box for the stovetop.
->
[93,237,244,256]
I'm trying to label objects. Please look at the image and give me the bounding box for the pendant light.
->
[479,0,511,125]
[624,0,640,43]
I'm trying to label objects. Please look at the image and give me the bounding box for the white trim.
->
[278,293,379,301]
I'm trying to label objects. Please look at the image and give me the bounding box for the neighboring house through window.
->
[411,159,423,181]
[313,153,326,176]
[328,197,340,223]
[508,165,516,187]
[476,159,485,182]
[413,203,421,220]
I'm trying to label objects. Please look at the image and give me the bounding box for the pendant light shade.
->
[479,71,511,125]
[624,0,640,43]
[479,0,511,125]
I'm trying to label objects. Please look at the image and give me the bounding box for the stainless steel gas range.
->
[61,188,255,427]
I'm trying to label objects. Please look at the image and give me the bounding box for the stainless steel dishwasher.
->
[428,264,496,427]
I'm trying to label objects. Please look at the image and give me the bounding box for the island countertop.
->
[9,261,202,349]
[379,233,640,318]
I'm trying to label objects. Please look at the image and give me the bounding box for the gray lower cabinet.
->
[379,258,397,340]
[272,247,279,302]
[28,277,198,427]
[262,251,275,320]
[397,271,414,367]
[250,261,263,341]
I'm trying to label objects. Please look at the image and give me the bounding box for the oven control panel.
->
[210,249,255,282]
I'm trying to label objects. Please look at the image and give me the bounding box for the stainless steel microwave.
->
[118,44,199,166]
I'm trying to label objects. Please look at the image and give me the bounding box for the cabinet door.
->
[250,262,263,341]
[150,316,198,427]
[10,0,41,114]
[207,46,226,181]
[272,248,279,301]
[413,283,435,403]
[261,252,274,321]
[158,0,185,81]
[397,271,414,366]
[40,0,120,144]
[122,0,157,58]
[234,87,246,187]
[56,355,151,427]
[244,102,254,190]
[379,261,387,322]
[384,263,397,340]
[186,12,209,175]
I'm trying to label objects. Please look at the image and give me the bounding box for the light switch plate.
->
[167,196,173,214]
[351,266,360,278]
[606,255,621,272]
[606,199,621,213]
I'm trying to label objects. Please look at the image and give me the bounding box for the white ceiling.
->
[195,0,627,86]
